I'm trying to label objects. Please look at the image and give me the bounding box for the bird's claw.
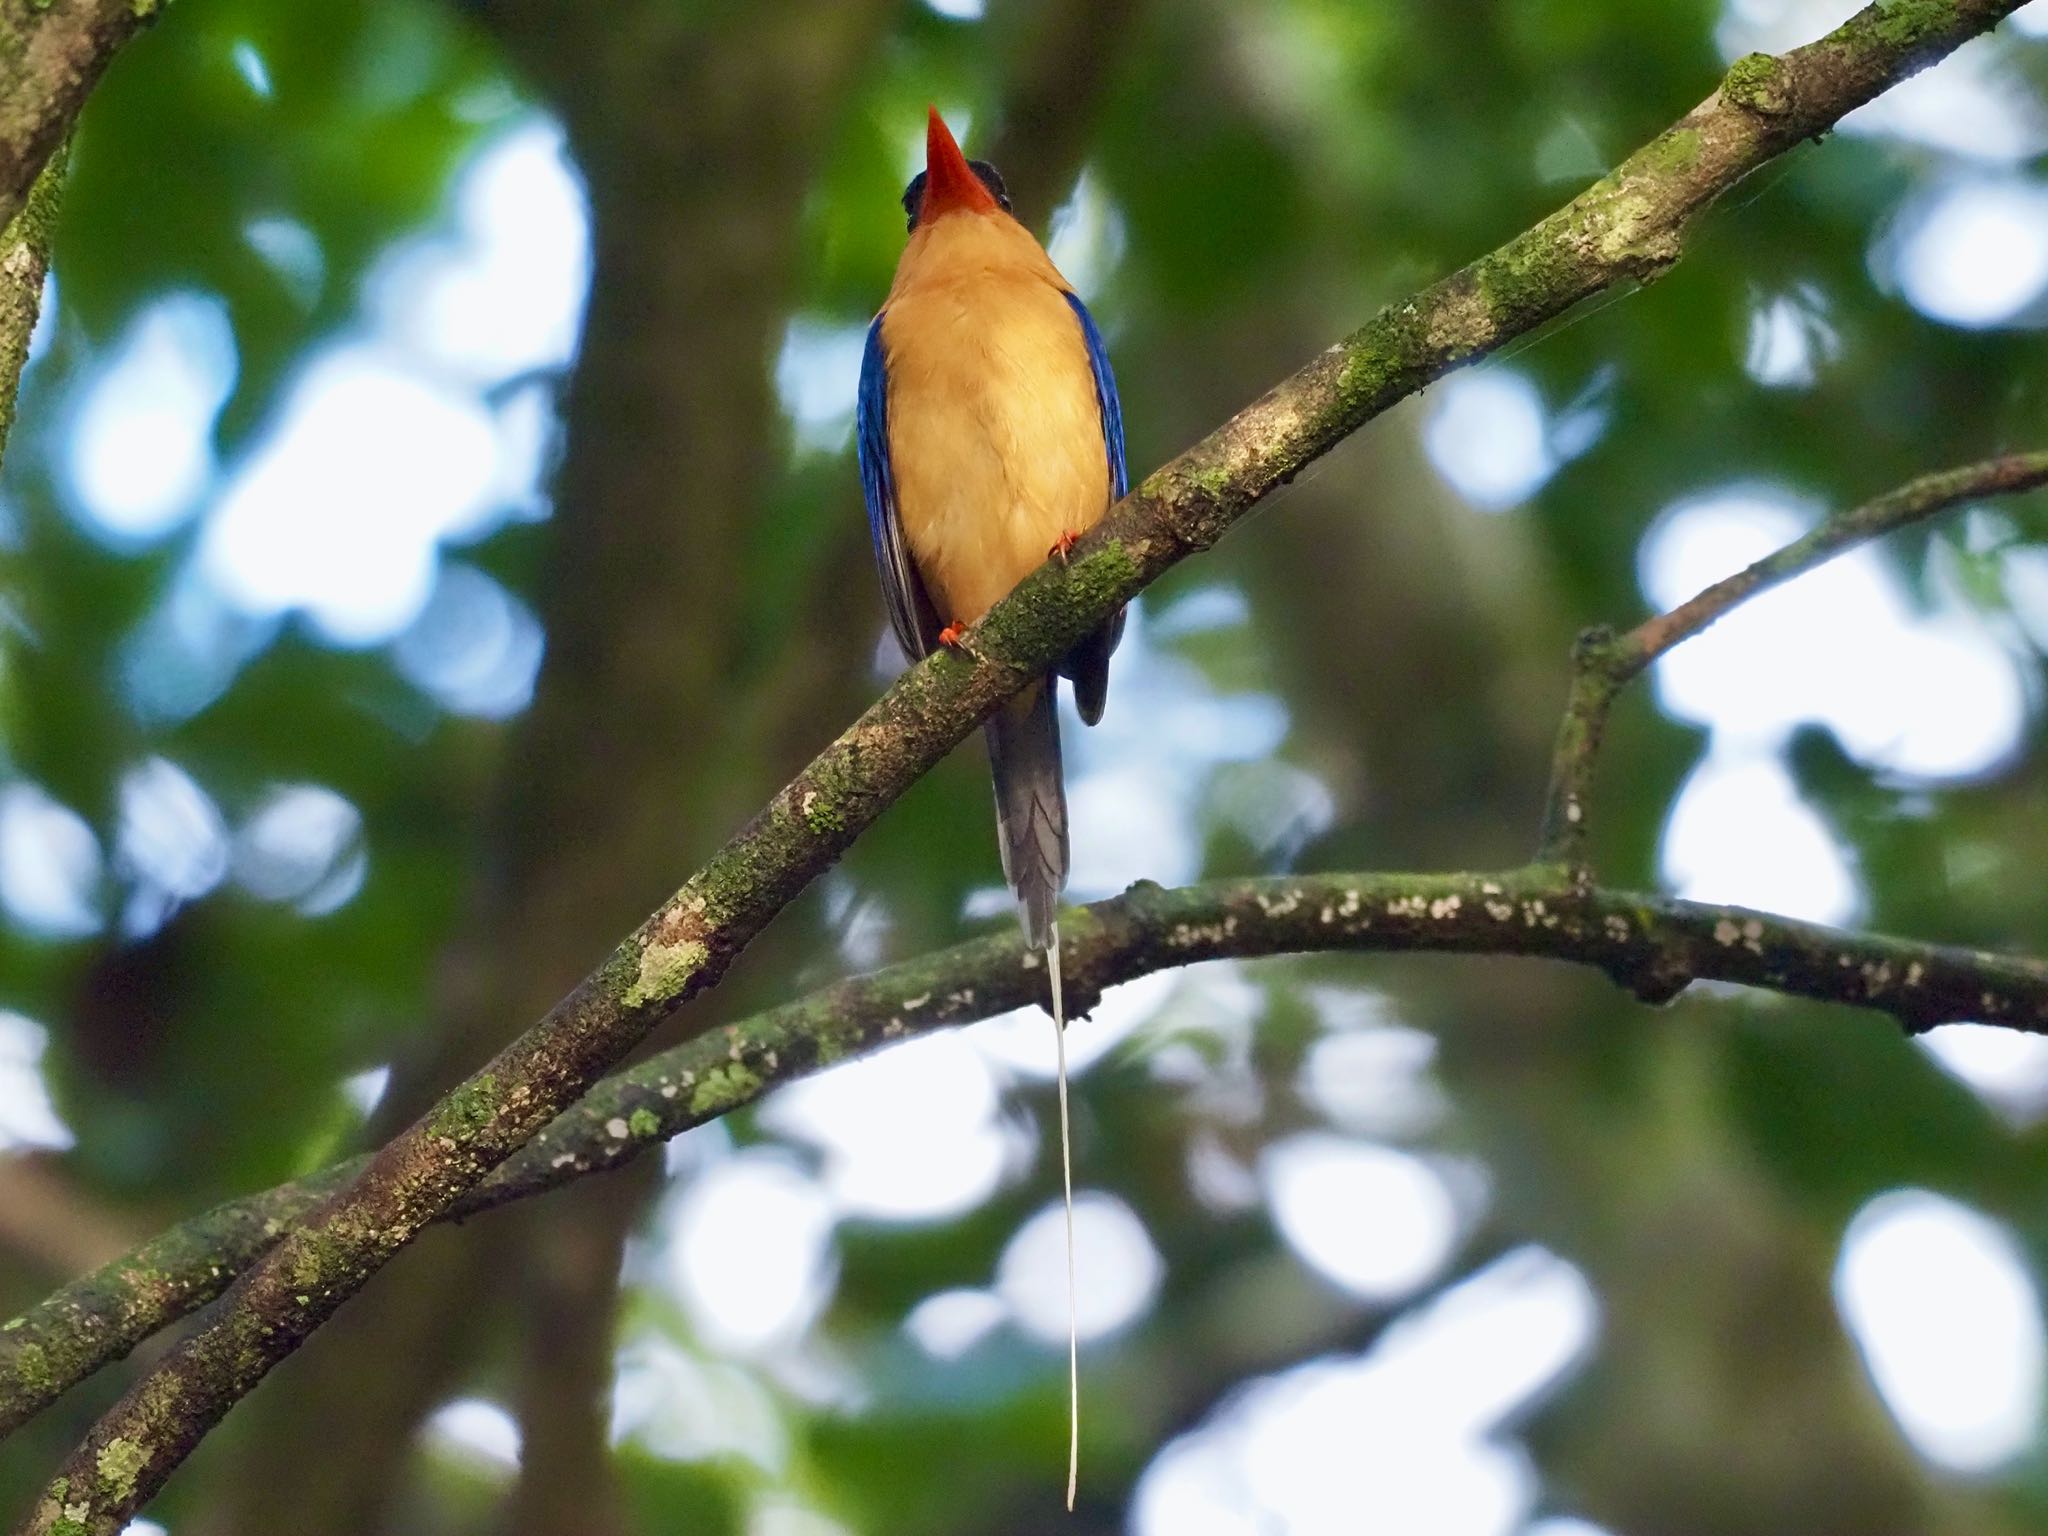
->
[1049,530,1081,564]
[938,620,982,660]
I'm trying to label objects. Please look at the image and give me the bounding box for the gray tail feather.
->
[986,681,1067,948]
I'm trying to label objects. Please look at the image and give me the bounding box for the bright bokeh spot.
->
[342,1063,391,1117]
[1920,1024,2048,1126]
[1133,1249,1596,1536]
[426,1397,521,1470]
[118,574,278,725]
[1890,179,2048,328]
[751,1493,856,1536]
[0,782,102,938]
[1836,1189,2044,1472]
[245,216,324,308]
[1046,170,1127,301]
[1640,491,2025,775]
[230,39,272,99]
[200,345,499,643]
[1745,293,1837,388]
[0,1010,74,1151]
[662,1151,837,1354]
[759,1031,1010,1221]
[67,292,236,542]
[1661,751,1857,924]
[116,756,229,935]
[1298,1024,1446,1139]
[370,119,590,382]
[612,1335,788,1470]
[1424,369,1556,510]
[391,562,544,718]
[1062,602,1292,900]
[775,316,867,452]
[1262,1134,1460,1301]
[903,1287,1009,1360]
[233,783,365,915]
[996,1192,1163,1344]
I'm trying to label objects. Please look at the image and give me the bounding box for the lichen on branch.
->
[0,143,64,473]
[17,842,2048,1439]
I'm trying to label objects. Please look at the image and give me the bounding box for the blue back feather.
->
[856,313,936,658]
[1064,292,1127,500]
[855,315,892,554]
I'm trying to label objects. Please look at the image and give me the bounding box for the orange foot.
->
[937,620,978,658]
[1048,529,1081,564]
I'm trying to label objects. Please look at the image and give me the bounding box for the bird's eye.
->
[900,171,927,232]
[969,159,1013,212]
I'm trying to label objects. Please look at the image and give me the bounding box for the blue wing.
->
[1064,292,1127,501]
[1060,291,1127,724]
[857,312,939,660]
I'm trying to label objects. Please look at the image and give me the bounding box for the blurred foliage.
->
[4,0,2048,1533]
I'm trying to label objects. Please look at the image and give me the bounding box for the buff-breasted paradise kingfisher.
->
[856,107,1126,1507]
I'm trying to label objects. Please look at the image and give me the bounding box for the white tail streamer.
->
[1047,924,1078,1511]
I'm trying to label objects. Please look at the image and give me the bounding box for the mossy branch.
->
[0,0,160,235]
[0,143,64,474]
[17,845,2048,1437]
[13,3,2035,1530]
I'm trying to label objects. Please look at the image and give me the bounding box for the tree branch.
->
[15,4,2033,1529]
[1537,452,2048,865]
[0,0,156,233]
[0,144,64,474]
[15,848,2048,1437]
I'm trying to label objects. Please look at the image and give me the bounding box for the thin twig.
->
[1536,452,2048,865]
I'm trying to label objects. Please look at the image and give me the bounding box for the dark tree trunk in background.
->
[216,6,895,1532]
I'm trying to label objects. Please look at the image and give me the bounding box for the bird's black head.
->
[901,159,1013,231]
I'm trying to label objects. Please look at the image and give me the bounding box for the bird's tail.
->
[985,681,1067,948]
[985,682,1080,1507]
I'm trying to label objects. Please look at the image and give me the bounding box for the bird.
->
[856,106,1126,1509]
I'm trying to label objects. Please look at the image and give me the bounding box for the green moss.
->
[12,1338,49,1393]
[1174,459,1236,501]
[1869,0,1954,48]
[624,938,709,1008]
[95,1436,148,1502]
[1641,127,1701,173]
[288,1227,346,1293]
[1473,220,1584,331]
[801,792,844,834]
[1721,52,1790,114]
[688,1062,764,1117]
[627,1106,660,1138]
[978,542,1141,665]
[427,1073,499,1141]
